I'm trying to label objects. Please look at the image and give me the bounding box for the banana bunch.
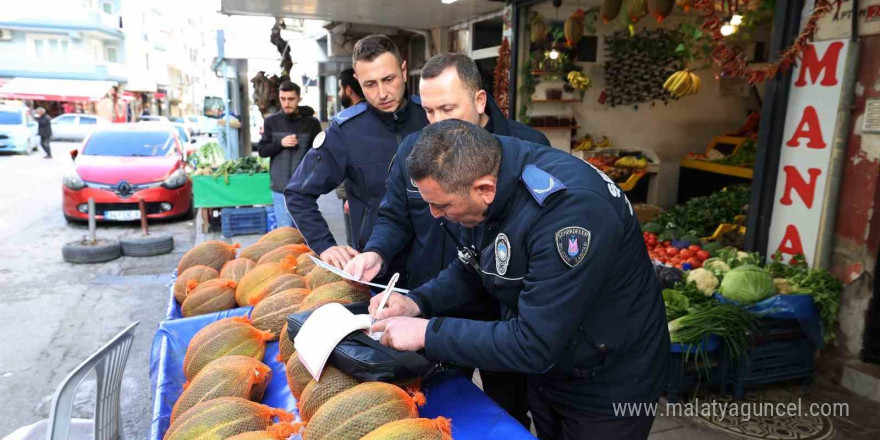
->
[615,156,648,168]
[663,70,701,98]
[567,71,591,91]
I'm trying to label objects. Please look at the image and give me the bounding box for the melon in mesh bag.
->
[360,417,453,440]
[256,273,308,301]
[305,266,344,290]
[174,266,219,304]
[302,382,424,440]
[224,424,301,440]
[277,321,295,364]
[299,282,369,311]
[238,241,286,262]
[221,258,257,282]
[294,253,318,276]
[177,240,239,274]
[285,351,312,399]
[181,279,238,317]
[297,365,359,423]
[164,397,294,440]
[236,256,298,307]
[257,244,312,266]
[251,288,309,340]
[170,355,272,422]
[258,226,305,245]
[183,316,274,380]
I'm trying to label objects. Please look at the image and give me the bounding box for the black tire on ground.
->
[62,239,122,264]
[120,234,174,257]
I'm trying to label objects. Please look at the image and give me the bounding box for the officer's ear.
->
[400,60,408,80]
[472,176,497,205]
[474,89,487,116]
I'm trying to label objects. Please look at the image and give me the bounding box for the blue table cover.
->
[149,309,536,440]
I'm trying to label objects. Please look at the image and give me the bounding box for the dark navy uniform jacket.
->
[283,97,428,256]
[408,135,670,412]
[364,97,550,289]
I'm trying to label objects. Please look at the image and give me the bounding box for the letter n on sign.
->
[766,39,849,266]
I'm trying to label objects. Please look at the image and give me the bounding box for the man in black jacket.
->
[35,107,52,159]
[258,81,322,227]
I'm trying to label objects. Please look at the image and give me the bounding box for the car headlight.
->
[161,169,189,189]
[63,173,86,190]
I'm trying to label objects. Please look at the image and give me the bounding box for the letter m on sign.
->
[794,42,844,87]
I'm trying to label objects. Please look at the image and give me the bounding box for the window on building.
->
[105,46,117,63]
[28,35,70,60]
[34,40,44,58]
[101,1,113,14]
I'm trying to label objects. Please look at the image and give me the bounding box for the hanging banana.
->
[663,70,701,98]
[567,71,592,91]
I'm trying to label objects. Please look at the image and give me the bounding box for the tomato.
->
[679,249,693,259]
[670,257,682,265]
[688,245,701,252]
[686,257,699,267]
[666,247,679,257]
[647,237,657,246]
[662,241,671,247]
[674,264,684,269]
[696,250,710,260]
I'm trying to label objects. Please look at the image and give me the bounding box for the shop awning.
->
[0,78,116,102]
[220,0,502,29]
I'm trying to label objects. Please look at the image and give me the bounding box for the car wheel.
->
[62,238,122,264]
[120,234,174,257]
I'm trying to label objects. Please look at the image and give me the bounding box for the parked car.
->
[51,113,111,142]
[62,125,193,223]
[186,115,203,135]
[171,116,199,137]
[139,115,171,123]
[0,105,40,154]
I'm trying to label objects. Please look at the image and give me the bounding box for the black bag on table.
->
[286,302,443,383]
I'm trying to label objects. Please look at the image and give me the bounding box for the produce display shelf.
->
[680,158,754,179]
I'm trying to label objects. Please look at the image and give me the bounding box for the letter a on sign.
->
[786,106,827,149]
[777,225,805,258]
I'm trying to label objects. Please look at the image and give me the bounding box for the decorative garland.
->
[693,0,833,84]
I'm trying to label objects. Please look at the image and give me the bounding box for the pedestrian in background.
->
[258,81,321,228]
[34,107,52,159]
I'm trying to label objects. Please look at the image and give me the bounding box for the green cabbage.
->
[719,264,774,304]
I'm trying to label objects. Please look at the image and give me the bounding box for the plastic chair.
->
[45,322,140,440]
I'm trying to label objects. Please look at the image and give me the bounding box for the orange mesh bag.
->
[224,424,301,440]
[221,258,257,282]
[299,282,369,311]
[183,316,274,380]
[305,266,344,290]
[181,279,238,317]
[173,266,219,304]
[235,256,298,307]
[164,397,294,440]
[170,355,272,422]
[256,244,312,266]
[239,241,286,262]
[256,274,308,300]
[294,253,318,276]
[258,226,305,245]
[299,298,351,313]
[360,417,453,440]
[285,351,313,399]
[277,322,295,363]
[302,382,424,440]
[250,288,309,340]
[297,365,359,423]
[177,241,239,274]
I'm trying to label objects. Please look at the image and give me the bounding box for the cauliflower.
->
[703,258,731,277]
[687,268,719,296]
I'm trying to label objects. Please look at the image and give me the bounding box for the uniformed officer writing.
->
[369,120,670,439]
[284,35,428,272]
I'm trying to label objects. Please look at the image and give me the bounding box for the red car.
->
[62,125,193,223]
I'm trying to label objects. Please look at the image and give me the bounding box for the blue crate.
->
[725,338,815,399]
[265,206,278,231]
[666,336,726,403]
[221,207,268,237]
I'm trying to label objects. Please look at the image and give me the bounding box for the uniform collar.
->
[483,137,524,227]
[484,93,511,136]
[369,97,410,130]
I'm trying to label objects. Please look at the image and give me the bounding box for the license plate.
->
[104,210,141,221]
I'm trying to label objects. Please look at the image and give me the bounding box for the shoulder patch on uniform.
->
[312,131,326,149]
[410,94,422,105]
[555,227,590,268]
[521,164,566,206]
[332,102,368,125]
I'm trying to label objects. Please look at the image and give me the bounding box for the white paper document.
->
[293,302,374,380]
[307,255,410,294]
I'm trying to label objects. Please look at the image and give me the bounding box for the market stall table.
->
[149,308,536,440]
[192,173,273,233]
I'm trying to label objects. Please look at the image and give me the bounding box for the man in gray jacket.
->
[258,81,322,227]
